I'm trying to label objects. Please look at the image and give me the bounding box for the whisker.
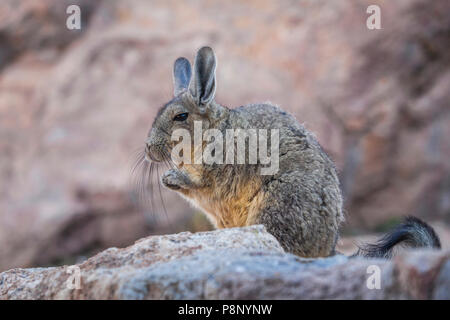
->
[162,149,176,170]
[156,165,170,224]
[147,161,155,212]
[138,161,149,205]
[129,144,178,231]
[130,150,146,203]
[131,153,145,175]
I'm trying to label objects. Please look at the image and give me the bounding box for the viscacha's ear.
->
[189,46,217,109]
[173,57,192,96]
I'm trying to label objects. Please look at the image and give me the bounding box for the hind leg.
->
[255,174,342,257]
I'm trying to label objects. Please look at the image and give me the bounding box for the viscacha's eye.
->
[173,112,189,121]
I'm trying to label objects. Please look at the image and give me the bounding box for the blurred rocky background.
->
[0,0,448,271]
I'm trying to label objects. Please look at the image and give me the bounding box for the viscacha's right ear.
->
[189,46,217,109]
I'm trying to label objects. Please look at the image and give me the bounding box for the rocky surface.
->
[0,225,448,300]
[0,0,449,271]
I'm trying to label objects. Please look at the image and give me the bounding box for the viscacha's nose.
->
[145,137,162,162]
[145,142,151,158]
[144,139,153,162]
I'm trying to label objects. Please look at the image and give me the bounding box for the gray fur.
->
[145,47,343,257]
[144,47,439,259]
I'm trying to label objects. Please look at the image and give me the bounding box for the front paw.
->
[161,169,184,190]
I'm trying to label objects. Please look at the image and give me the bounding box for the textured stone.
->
[0,226,448,300]
[394,250,450,299]
[433,261,450,299]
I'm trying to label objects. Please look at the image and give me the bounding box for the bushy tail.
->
[353,216,441,259]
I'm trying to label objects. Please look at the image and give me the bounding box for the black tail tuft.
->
[353,216,441,259]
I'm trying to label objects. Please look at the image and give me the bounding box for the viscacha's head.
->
[145,46,228,164]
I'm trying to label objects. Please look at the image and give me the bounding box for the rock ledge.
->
[0,225,448,299]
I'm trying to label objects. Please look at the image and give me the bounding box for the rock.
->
[434,261,450,299]
[0,0,99,69]
[0,225,448,300]
[394,250,450,299]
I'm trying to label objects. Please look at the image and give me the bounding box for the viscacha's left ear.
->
[173,57,192,96]
[189,46,217,108]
